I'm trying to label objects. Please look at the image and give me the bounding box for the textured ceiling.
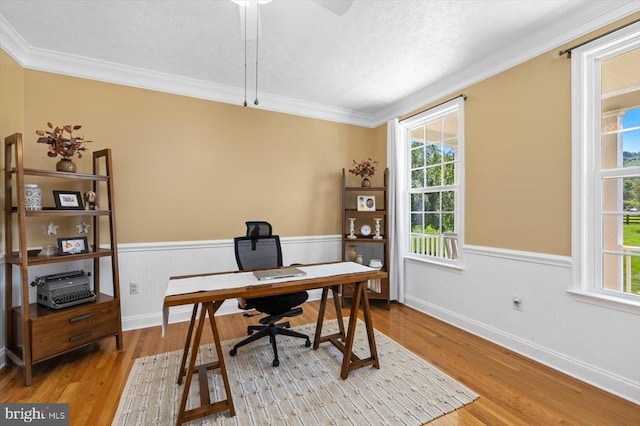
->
[0,0,638,126]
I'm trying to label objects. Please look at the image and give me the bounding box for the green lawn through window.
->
[623,223,640,295]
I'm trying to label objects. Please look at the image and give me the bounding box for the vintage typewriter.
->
[31,270,96,309]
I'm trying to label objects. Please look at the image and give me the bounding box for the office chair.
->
[229,234,310,367]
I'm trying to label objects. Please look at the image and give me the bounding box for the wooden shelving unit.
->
[4,133,122,386]
[340,168,391,309]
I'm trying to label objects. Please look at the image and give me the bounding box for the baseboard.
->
[405,294,640,405]
[0,348,5,370]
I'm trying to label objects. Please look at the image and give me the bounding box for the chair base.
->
[229,321,311,367]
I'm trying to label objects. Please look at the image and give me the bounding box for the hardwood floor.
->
[1,300,638,425]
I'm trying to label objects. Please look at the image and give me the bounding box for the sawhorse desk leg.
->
[176,301,235,425]
[314,282,379,379]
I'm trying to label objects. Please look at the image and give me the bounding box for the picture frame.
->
[53,190,84,210]
[357,195,376,211]
[57,237,89,255]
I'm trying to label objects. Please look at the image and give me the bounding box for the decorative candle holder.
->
[347,218,357,239]
[373,217,383,239]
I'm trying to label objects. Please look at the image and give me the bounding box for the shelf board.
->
[12,167,109,181]
[345,186,385,191]
[14,293,115,320]
[345,209,387,215]
[11,207,111,217]
[344,236,387,242]
[5,248,115,266]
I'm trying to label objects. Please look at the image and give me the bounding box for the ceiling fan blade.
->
[313,0,353,16]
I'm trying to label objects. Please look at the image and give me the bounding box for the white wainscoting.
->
[111,235,343,331]
[403,245,640,404]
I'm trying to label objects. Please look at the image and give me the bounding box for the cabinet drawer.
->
[31,301,120,361]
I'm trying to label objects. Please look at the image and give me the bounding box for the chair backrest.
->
[234,235,283,270]
[245,221,272,238]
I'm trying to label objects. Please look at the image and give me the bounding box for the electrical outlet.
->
[512,296,523,311]
[130,282,139,295]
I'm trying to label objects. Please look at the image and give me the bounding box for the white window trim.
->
[399,97,465,269]
[570,22,640,315]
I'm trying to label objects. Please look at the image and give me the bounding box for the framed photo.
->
[57,237,89,255]
[357,195,376,211]
[53,190,84,210]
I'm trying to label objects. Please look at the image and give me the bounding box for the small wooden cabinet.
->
[3,133,122,386]
[341,168,391,309]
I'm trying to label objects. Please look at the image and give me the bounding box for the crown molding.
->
[0,15,375,128]
[370,1,640,127]
[2,3,638,129]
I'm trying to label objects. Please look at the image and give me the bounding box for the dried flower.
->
[36,122,91,159]
[349,158,378,179]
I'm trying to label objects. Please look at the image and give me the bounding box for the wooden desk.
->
[163,262,386,425]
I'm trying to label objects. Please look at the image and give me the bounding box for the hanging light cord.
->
[243,4,248,107]
[254,2,260,106]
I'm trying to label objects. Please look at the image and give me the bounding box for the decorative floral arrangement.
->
[36,122,90,159]
[349,158,378,179]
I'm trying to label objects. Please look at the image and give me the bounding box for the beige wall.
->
[7,68,384,243]
[393,13,639,257]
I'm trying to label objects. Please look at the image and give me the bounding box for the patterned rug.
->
[113,319,478,425]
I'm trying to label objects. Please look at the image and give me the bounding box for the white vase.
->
[25,184,42,210]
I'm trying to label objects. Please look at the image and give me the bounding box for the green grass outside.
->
[623,223,640,295]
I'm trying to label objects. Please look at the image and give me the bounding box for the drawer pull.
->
[69,331,92,342]
[69,313,94,323]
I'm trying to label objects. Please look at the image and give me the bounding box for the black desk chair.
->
[229,234,310,366]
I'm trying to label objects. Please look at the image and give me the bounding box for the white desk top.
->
[165,262,375,297]
[162,262,376,335]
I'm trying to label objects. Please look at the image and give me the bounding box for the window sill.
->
[567,289,640,315]
[404,254,465,271]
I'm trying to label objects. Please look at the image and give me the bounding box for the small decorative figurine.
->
[76,220,91,234]
[83,191,97,210]
[39,221,59,256]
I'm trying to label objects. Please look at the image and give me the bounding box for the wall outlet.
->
[130,282,139,295]
[512,296,523,311]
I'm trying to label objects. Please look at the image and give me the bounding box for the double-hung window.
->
[571,22,640,311]
[400,98,464,264]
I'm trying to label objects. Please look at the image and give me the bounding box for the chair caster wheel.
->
[305,340,311,347]
[230,348,237,356]
[272,359,279,367]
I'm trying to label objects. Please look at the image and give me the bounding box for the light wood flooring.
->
[1,300,638,425]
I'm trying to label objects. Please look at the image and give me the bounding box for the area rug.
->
[113,319,478,425]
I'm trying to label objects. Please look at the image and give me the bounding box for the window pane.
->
[426,166,441,187]
[424,213,440,234]
[424,192,440,212]
[442,213,455,233]
[411,193,423,212]
[602,252,640,295]
[411,146,424,168]
[426,144,442,165]
[426,119,441,143]
[411,169,424,189]
[443,161,456,185]
[601,47,640,170]
[442,191,455,211]
[602,176,640,211]
[411,213,424,232]
[443,139,457,161]
[411,127,425,148]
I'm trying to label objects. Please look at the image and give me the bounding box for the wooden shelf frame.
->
[3,133,123,386]
[341,168,391,309]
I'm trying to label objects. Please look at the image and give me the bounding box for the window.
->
[400,98,464,264]
[571,22,640,311]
